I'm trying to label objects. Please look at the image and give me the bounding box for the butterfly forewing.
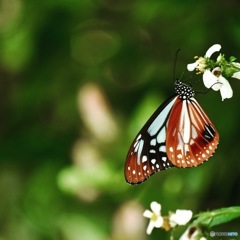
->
[125,96,177,184]
[166,97,219,167]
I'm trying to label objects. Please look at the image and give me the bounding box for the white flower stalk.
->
[169,210,193,227]
[143,201,163,235]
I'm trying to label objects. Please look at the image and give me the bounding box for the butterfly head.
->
[174,79,195,100]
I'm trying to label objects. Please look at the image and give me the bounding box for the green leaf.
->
[229,56,237,62]
[193,206,240,228]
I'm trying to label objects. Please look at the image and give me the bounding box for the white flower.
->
[187,57,207,72]
[169,210,193,227]
[203,67,233,101]
[143,201,163,235]
[180,226,206,240]
[232,71,240,79]
[188,44,240,100]
[187,44,221,72]
[229,61,240,84]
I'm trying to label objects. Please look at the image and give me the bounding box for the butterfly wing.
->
[125,96,178,184]
[166,97,219,167]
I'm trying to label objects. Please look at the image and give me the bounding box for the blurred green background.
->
[1,0,240,239]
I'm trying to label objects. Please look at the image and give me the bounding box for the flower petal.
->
[232,71,240,80]
[154,216,164,228]
[232,62,240,68]
[203,70,219,89]
[205,44,221,58]
[143,210,153,218]
[150,201,161,213]
[170,210,193,226]
[146,221,155,235]
[218,76,233,100]
[187,62,198,71]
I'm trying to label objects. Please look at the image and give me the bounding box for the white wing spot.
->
[133,140,138,148]
[152,166,155,170]
[159,145,166,152]
[136,134,141,141]
[132,170,136,174]
[137,139,144,165]
[142,155,148,163]
[134,141,139,152]
[191,159,194,163]
[169,147,173,152]
[177,154,183,159]
[162,156,167,162]
[143,165,147,171]
[202,153,206,158]
[150,149,156,153]
[151,159,156,164]
[150,139,156,146]
[156,164,160,168]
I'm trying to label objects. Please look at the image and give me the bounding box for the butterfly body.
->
[125,80,219,184]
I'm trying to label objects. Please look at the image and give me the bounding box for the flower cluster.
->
[143,201,192,235]
[187,44,240,101]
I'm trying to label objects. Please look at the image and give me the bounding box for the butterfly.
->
[125,79,219,184]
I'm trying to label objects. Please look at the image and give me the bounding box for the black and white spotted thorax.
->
[174,80,195,100]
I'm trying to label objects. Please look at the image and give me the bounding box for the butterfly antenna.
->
[173,48,181,82]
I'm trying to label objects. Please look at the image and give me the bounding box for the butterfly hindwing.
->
[166,97,219,167]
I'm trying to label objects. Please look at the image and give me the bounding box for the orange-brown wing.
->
[166,97,219,168]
